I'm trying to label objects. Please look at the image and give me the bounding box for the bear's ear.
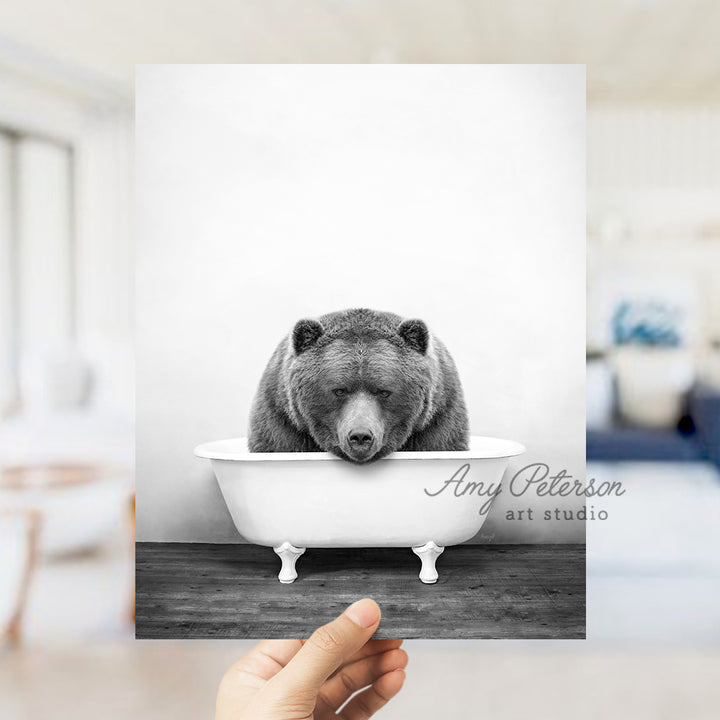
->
[398,319,429,354]
[292,319,324,354]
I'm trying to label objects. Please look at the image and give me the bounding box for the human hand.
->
[215,598,407,719]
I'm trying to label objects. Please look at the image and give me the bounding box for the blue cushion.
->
[587,427,704,462]
[689,384,720,466]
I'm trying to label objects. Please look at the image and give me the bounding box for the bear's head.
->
[287,309,433,463]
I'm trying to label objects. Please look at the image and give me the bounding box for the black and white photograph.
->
[134,64,586,639]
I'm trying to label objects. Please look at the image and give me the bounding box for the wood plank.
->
[136,543,585,639]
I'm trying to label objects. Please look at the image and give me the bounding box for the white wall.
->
[74,110,135,418]
[136,65,586,543]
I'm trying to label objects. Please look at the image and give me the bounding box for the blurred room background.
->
[0,30,134,648]
[1,1,719,718]
[586,104,720,643]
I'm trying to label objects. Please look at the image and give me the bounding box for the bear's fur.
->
[248,308,469,462]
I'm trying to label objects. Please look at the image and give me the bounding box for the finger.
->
[252,639,305,669]
[318,648,408,712]
[299,637,402,651]
[331,638,404,674]
[227,640,303,686]
[269,598,381,698]
[339,669,406,719]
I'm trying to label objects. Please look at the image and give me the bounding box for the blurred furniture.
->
[0,510,40,647]
[690,383,720,468]
[0,409,134,469]
[614,346,694,427]
[0,349,135,640]
[0,464,131,557]
[610,296,695,428]
[19,348,93,416]
[587,384,720,466]
[587,354,614,429]
[587,426,704,462]
[0,346,134,470]
[0,347,134,557]
[701,340,720,388]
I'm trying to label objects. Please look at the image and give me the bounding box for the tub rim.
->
[194,435,526,461]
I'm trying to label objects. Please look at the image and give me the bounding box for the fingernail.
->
[345,598,380,628]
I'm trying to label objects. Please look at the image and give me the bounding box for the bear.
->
[248,308,469,462]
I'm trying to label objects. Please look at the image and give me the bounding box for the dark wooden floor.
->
[136,543,585,640]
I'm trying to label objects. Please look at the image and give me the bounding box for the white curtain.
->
[0,133,74,416]
[16,138,74,356]
[0,109,134,419]
[0,134,15,414]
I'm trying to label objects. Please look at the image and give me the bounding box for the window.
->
[0,128,75,416]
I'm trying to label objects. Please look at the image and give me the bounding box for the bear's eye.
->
[378,390,392,399]
[333,388,347,398]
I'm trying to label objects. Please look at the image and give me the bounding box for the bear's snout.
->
[348,427,374,447]
[343,427,378,461]
[346,427,376,460]
[342,424,380,462]
[337,393,383,462]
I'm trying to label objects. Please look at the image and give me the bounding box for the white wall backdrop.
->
[136,65,586,543]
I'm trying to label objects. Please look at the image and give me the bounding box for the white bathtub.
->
[195,436,525,583]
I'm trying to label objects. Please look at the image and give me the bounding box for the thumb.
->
[269,598,381,698]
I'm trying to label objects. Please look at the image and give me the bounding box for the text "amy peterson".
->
[424,462,625,515]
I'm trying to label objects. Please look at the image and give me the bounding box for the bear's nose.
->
[348,428,374,447]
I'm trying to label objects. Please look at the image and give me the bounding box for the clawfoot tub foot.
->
[412,541,444,584]
[273,542,306,583]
